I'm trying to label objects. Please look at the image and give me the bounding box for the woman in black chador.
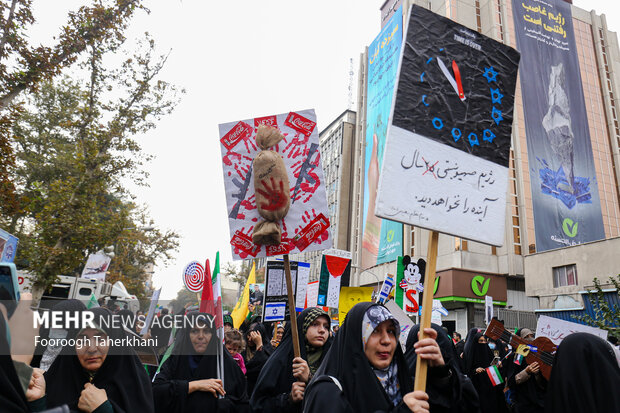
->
[241,321,274,396]
[405,323,481,413]
[462,328,507,413]
[152,311,248,413]
[304,302,443,413]
[545,332,620,413]
[44,307,154,413]
[250,307,331,413]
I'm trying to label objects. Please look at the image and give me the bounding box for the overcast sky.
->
[29,1,620,299]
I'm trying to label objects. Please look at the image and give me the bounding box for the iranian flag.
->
[486,365,504,386]
[212,252,223,329]
[199,253,223,328]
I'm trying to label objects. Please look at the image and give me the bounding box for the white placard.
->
[81,252,112,281]
[385,300,415,351]
[376,127,508,246]
[295,262,310,311]
[485,295,494,325]
[536,314,608,345]
[306,280,319,308]
[219,109,333,260]
[140,288,161,336]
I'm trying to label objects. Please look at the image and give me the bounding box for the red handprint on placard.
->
[283,132,310,159]
[223,150,253,180]
[256,178,288,211]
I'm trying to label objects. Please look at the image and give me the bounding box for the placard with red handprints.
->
[219,109,332,260]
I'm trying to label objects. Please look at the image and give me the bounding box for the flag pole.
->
[283,254,301,358]
[414,230,439,391]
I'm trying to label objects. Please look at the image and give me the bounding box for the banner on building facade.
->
[362,7,404,269]
[512,0,605,252]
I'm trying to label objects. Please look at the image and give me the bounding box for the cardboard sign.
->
[375,5,520,246]
[219,109,332,260]
[395,256,425,314]
[140,288,161,336]
[338,287,374,324]
[536,314,608,345]
[385,300,415,351]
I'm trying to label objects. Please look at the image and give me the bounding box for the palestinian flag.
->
[317,250,351,308]
[514,354,525,366]
[486,365,504,386]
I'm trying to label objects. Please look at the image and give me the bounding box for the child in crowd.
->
[225,329,247,374]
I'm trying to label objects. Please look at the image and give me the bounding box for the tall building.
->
[349,0,620,333]
[288,110,357,281]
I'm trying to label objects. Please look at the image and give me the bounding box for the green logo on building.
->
[562,218,578,238]
[471,275,490,296]
[387,229,394,243]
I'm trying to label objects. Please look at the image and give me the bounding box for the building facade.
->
[348,0,620,334]
[288,110,357,281]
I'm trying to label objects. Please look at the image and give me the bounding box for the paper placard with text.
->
[375,6,520,246]
[219,109,332,260]
[536,314,608,345]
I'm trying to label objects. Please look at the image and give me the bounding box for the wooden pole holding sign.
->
[283,254,301,358]
[414,230,439,391]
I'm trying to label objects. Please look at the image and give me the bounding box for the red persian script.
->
[266,241,292,256]
[230,230,261,257]
[254,115,278,129]
[292,213,330,251]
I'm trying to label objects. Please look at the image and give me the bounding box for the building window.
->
[552,264,578,288]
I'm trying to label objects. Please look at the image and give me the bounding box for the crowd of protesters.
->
[1,294,619,413]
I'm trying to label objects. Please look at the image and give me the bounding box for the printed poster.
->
[376,6,520,246]
[0,228,19,263]
[81,252,112,281]
[512,0,605,251]
[362,7,404,269]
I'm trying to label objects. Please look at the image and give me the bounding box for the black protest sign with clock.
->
[393,5,520,167]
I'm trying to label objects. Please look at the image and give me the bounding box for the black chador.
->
[45,307,154,413]
[152,312,248,413]
[251,308,331,413]
[303,302,413,413]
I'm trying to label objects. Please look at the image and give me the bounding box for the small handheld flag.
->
[486,365,504,386]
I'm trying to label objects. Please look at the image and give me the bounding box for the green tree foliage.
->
[577,274,620,340]
[2,22,182,296]
[222,259,264,287]
[1,0,146,218]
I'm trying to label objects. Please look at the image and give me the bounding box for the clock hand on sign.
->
[437,57,465,101]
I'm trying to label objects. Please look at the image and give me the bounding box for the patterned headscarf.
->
[361,305,402,406]
[361,305,401,350]
[302,307,330,375]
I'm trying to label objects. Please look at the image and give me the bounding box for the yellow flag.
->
[231,262,256,328]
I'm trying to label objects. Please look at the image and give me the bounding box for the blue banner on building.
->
[0,228,19,263]
[362,7,403,268]
[512,0,605,251]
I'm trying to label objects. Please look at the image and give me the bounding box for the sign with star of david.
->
[375,5,520,246]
